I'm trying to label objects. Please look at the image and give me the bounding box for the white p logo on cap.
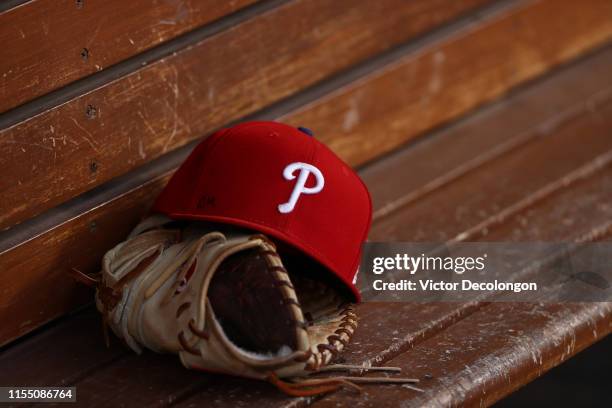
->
[278,162,324,214]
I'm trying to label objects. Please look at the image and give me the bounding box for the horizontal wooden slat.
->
[0,0,258,113]
[371,97,612,241]
[0,309,126,387]
[485,165,612,242]
[313,301,612,408]
[0,0,491,230]
[361,46,612,220]
[1,42,611,348]
[0,174,169,346]
[339,158,612,380]
[0,303,478,407]
[283,0,612,166]
[52,305,484,408]
[351,160,612,360]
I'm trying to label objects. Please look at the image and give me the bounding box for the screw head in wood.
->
[86,104,97,119]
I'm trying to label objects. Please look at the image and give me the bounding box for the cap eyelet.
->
[297,126,314,137]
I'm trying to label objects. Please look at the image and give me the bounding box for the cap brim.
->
[164,212,361,302]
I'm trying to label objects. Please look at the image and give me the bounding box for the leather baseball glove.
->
[73,215,416,396]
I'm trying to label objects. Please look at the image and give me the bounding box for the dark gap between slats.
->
[0,0,30,14]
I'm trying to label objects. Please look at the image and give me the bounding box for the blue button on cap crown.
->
[297,126,314,137]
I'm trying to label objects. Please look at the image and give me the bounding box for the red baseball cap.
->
[152,121,372,301]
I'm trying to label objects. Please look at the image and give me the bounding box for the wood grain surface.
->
[0,0,491,231]
[361,47,612,220]
[1,1,612,404]
[283,0,612,166]
[1,42,611,353]
[312,301,612,408]
[1,209,609,407]
[0,173,170,347]
[0,0,257,113]
[173,80,612,408]
[2,48,611,405]
[20,0,612,235]
[370,96,612,242]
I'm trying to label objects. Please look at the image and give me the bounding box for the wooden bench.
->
[1,0,611,406]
